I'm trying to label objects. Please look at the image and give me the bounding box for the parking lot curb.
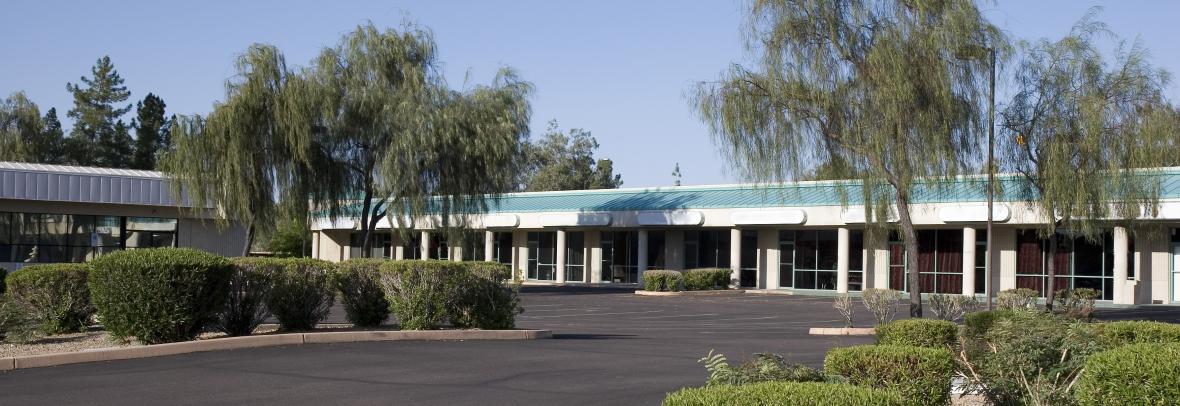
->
[634,290,747,296]
[0,329,553,371]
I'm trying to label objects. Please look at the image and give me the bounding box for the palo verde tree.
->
[1000,13,1180,307]
[692,0,1004,316]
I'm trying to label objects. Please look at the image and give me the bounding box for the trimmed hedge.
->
[265,258,336,331]
[662,381,905,406]
[1099,320,1180,347]
[219,257,278,336]
[335,258,391,327]
[643,270,683,292]
[5,263,94,334]
[451,261,519,329]
[89,248,232,344]
[824,345,955,406]
[1075,342,1180,405]
[380,260,466,330]
[875,319,958,349]
[682,268,731,291]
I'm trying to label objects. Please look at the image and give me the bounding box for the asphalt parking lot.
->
[0,288,1173,405]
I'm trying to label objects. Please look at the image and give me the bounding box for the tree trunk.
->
[241,222,255,257]
[894,189,923,318]
[359,189,374,258]
[1045,232,1058,311]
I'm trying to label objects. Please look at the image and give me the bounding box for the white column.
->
[962,227,976,296]
[837,227,850,293]
[394,245,405,260]
[556,229,567,283]
[1113,226,1130,304]
[420,231,429,260]
[311,231,320,260]
[588,231,602,283]
[637,229,649,284]
[484,231,495,262]
[452,246,463,262]
[730,228,742,287]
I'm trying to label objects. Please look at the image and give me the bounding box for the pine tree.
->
[132,93,167,169]
[37,108,65,163]
[66,56,132,167]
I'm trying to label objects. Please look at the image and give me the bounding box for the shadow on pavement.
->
[552,333,641,340]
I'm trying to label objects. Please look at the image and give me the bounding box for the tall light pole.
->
[985,47,996,310]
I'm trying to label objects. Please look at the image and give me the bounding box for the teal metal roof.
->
[319,170,1180,217]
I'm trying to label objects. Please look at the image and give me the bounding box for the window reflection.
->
[0,212,177,265]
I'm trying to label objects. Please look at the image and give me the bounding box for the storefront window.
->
[1015,230,1121,301]
[684,230,730,269]
[0,212,174,264]
[566,231,585,281]
[601,231,639,283]
[527,231,556,280]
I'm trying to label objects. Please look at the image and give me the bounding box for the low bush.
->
[682,268,731,290]
[1075,342,1180,406]
[450,261,520,329]
[643,270,683,292]
[335,258,391,327]
[698,350,827,386]
[1099,320,1180,347]
[5,263,94,334]
[1053,288,1098,320]
[861,288,901,325]
[927,293,977,322]
[875,319,958,349]
[996,288,1039,311]
[218,257,278,336]
[824,344,955,406]
[0,295,38,342]
[962,309,1018,341]
[961,310,1103,405]
[266,258,336,331]
[88,248,232,344]
[662,381,905,406]
[380,260,466,330]
[834,293,854,328]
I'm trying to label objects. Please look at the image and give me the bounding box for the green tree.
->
[66,56,133,167]
[266,217,312,257]
[163,45,304,255]
[522,120,623,191]
[692,0,1003,316]
[999,13,1180,307]
[37,108,66,164]
[132,93,167,170]
[0,91,43,162]
[165,23,533,257]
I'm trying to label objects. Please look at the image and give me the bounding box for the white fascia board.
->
[637,210,705,226]
[483,214,521,228]
[540,212,612,227]
[841,208,898,224]
[937,204,1011,223]
[730,209,807,225]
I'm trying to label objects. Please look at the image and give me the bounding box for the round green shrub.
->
[1075,342,1180,405]
[451,261,520,329]
[265,258,336,331]
[662,381,905,406]
[89,248,232,344]
[335,258,391,327]
[1099,320,1180,347]
[876,318,958,349]
[380,260,466,330]
[5,263,94,334]
[683,268,731,291]
[824,344,955,406]
[218,257,278,336]
[643,270,683,292]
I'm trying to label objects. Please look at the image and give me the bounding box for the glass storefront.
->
[491,231,513,265]
[1015,230,1125,301]
[527,231,557,280]
[780,229,858,291]
[889,230,964,294]
[349,232,393,259]
[601,231,639,283]
[566,231,585,281]
[684,230,730,269]
[0,212,176,264]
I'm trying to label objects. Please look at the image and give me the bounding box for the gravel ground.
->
[0,328,133,358]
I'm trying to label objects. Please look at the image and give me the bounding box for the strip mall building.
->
[312,173,1180,306]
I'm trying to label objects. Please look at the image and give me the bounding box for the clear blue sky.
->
[3,0,1178,187]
